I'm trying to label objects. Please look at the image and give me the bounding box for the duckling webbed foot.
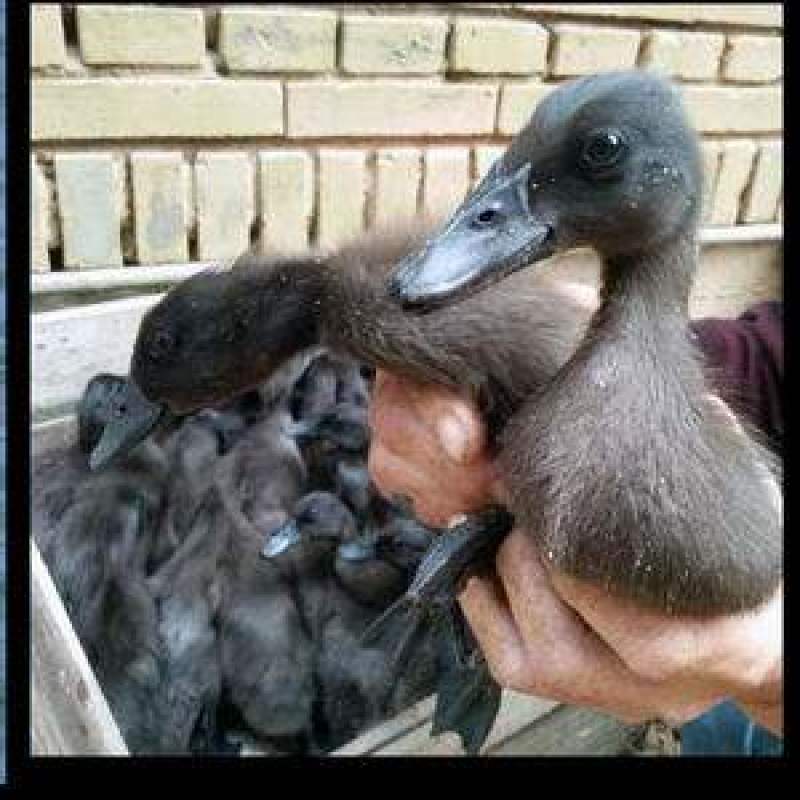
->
[360,507,512,749]
[432,604,501,755]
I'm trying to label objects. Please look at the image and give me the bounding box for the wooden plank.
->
[31,540,128,756]
[488,705,633,756]
[369,691,559,756]
[32,294,163,423]
[332,695,437,756]
[29,225,783,298]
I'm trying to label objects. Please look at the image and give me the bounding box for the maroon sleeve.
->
[690,301,783,454]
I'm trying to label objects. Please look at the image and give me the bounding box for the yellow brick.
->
[473,145,507,186]
[700,141,722,224]
[258,151,314,255]
[341,14,447,74]
[55,153,123,269]
[498,82,553,135]
[130,153,189,264]
[742,141,782,223]
[640,31,725,81]
[219,7,337,72]
[287,81,498,138]
[374,149,422,230]
[423,148,471,224]
[450,18,548,75]
[681,86,782,133]
[32,79,283,140]
[709,140,757,226]
[317,151,367,250]
[31,158,50,272]
[32,4,67,70]
[195,153,254,262]
[515,5,782,28]
[723,35,782,83]
[76,5,205,66]
[551,25,640,77]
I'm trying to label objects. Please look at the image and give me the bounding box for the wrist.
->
[734,654,783,736]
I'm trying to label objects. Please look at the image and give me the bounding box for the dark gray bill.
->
[261,520,301,559]
[387,162,554,310]
[89,378,165,471]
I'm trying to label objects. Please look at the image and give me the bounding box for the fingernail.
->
[437,415,468,463]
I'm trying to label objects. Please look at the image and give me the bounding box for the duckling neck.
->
[563,232,703,400]
[592,232,697,342]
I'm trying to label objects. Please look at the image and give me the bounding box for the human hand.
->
[368,370,504,527]
[367,361,783,736]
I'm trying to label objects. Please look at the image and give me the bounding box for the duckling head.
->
[389,70,703,309]
[261,491,358,566]
[89,261,320,470]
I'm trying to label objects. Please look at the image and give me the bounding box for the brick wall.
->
[30,3,783,272]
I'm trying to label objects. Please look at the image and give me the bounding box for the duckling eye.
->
[579,129,627,174]
[149,330,176,362]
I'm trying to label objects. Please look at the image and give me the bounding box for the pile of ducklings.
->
[33,348,441,755]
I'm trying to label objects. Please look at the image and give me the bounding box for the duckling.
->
[290,351,340,420]
[260,491,439,747]
[292,402,371,513]
[290,350,370,422]
[261,491,358,580]
[257,491,379,747]
[334,514,434,608]
[33,373,138,543]
[149,411,227,571]
[215,405,309,536]
[387,69,782,612]
[213,491,317,745]
[92,69,780,753]
[40,440,174,753]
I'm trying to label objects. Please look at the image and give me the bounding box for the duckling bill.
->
[388,162,555,310]
[89,377,165,470]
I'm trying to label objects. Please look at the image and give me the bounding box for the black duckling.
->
[260,491,439,747]
[261,491,358,579]
[141,487,231,754]
[213,489,317,746]
[148,411,229,571]
[33,373,141,543]
[334,514,434,608]
[292,401,372,515]
[290,350,370,421]
[91,69,780,752]
[290,351,340,420]
[215,404,309,535]
[257,491,384,748]
[40,439,173,753]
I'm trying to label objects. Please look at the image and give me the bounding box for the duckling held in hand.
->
[387,69,782,614]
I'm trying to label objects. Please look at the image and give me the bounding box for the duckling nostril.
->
[472,207,503,229]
